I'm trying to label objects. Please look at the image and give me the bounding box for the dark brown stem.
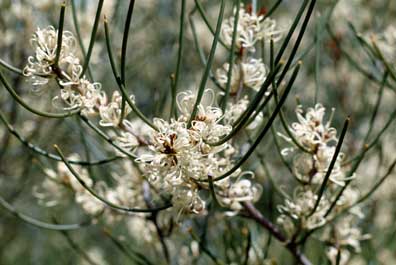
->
[242,202,312,265]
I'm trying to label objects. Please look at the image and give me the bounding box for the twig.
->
[242,202,312,265]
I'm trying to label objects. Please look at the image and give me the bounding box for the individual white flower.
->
[33,154,94,207]
[23,26,78,86]
[277,187,328,231]
[221,4,284,52]
[192,108,231,142]
[176,89,215,119]
[216,58,268,93]
[222,96,264,130]
[114,131,139,151]
[241,58,268,91]
[292,145,347,186]
[323,215,371,253]
[256,17,284,43]
[217,173,262,211]
[78,79,106,116]
[288,104,337,151]
[57,56,83,86]
[224,96,250,124]
[172,185,206,215]
[52,78,106,115]
[99,91,133,127]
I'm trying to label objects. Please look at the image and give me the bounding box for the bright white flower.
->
[52,78,106,116]
[23,26,78,86]
[176,89,215,119]
[323,215,371,254]
[241,58,268,91]
[99,91,133,127]
[288,104,337,151]
[114,131,139,151]
[216,58,268,93]
[224,96,250,124]
[277,187,328,231]
[217,173,262,211]
[256,17,285,43]
[224,96,263,130]
[136,90,261,215]
[172,185,206,215]
[221,4,284,52]
[292,145,347,186]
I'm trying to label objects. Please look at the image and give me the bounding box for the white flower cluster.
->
[221,4,283,51]
[24,26,262,217]
[34,157,148,222]
[276,104,368,263]
[223,96,263,130]
[323,215,371,265]
[216,58,268,93]
[216,4,284,94]
[282,104,348,185]
[277,187,327,233]
[23,26,139,152]
[33,154,104,216]
[23,26,77,86]
[137,90,262,215]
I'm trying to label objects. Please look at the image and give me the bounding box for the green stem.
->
[212,63,300,182]
[309,117,349,216]
[188,0,225,127]
[0,70,80,118]
[54,145,172,213]
[80,0,104,77]
[0,195,89,231]
[0,59,23,75]
[170,0,186,120]
[55,2,66,67]
[274,0,309,65]
[71,0,93,80]
[221,0,241,113]
[0,109,121,165]
[189,11,225,91]
[193,0,228,49]
[121,0,136,85]
[208,63,283,146]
